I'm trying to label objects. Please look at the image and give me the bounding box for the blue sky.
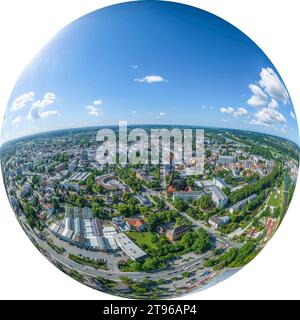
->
[2,0,299,144]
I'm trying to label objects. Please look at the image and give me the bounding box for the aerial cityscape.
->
[1,126,299,298]
[0,1,299,299]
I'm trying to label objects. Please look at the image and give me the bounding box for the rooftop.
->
[211,186,228,201]
[114,233,147,261]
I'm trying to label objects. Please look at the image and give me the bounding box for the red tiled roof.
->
[128,219,143,228]
[168,185,176,193]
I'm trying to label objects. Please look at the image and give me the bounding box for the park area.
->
[268,188,282,208]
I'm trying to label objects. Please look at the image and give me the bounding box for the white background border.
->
[0,0,299,300]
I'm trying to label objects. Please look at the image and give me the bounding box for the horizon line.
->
[1,123,299,149]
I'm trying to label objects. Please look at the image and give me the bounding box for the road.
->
[19,165,240,284]
[283,174,289,211]
[20,215,215,283]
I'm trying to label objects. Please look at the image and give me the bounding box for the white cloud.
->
[32,92,56,109]
[11,92,35,111]
[250,106,287,127]
[250,119,272,128]
[93,100,102,106]
[159,112,166,116]
[134,75,167,83]
[233,107,248,117]
[85,99,103,116]
[130,65,139,69]
[247,68,291,132]
[85,105,102,116]
[27,104,40,120]
[220,107,234,114]
[39,110,60,119]
[247,84,268,107]
[247,68,289,109]
[12,116,22,127]
[44,92,56,100]
[290,110,296,120]
[268,98,279,109]
[220,107,248,118]
[259,67,289,104]
[26,92,58,120]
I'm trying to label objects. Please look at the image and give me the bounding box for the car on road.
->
[186,278,197,285]
[199,271,210,277]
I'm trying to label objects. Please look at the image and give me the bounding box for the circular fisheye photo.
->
[1,1,299,299]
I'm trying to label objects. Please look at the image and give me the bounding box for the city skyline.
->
[1,0,299,144]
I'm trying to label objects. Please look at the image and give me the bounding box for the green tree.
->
[52,197,60,211]
[198,194,211,209]
[173,198,188,211]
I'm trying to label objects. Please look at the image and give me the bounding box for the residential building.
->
[134,194,152,207]
[172,191,204,202]
[213,177,230,190]
[166,224,189,241]
[81,150,88,161]
[68,161,77,172]
[209,215,230,228]
[126,218,146,232]
[211,186,228,208]
[61,181,80,192]
[209,216,222,228]
[229,194,257,213]
[218,155,235,166]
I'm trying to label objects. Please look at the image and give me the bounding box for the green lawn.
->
[268,189,281,208]
[126,231,157,251]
